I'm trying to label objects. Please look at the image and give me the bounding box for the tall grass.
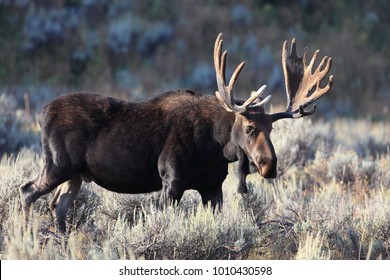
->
[0,118,389,259]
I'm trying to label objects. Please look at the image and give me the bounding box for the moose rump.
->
[40,93,165,193]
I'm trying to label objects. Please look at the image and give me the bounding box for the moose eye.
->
[246,125,256,135]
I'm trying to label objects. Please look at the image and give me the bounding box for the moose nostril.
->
[257,157,277,178]
[258,157,269,166]
[260,156,277,166]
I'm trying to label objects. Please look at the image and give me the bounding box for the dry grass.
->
[0,118,389,260]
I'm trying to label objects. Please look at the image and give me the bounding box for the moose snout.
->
[257,156,277,179]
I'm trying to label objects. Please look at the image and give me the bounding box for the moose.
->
[20,33,333,232]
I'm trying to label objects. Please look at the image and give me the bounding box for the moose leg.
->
[237,148,250,193]
[236,148,250,194]
[159,178,184,208]
[49,175,82,233]
[20,161,75,218]
[157,153,185,208]
[199,185,223,210]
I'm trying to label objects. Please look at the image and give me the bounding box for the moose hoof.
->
[237,183,248,194]
[19,182,35,215]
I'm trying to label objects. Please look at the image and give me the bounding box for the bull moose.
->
[20,33,333,232]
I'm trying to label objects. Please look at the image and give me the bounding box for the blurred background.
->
[0,0,389,155]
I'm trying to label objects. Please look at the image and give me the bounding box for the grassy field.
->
[0,117,389,260]
[1,1,389,261]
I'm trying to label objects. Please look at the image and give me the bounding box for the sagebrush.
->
[0,118,389,259]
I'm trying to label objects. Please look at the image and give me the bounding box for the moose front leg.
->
[157,147,187,208]
[236,148,250,194]
[158,177,184,208]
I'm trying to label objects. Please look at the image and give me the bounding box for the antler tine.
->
[229,61,245,91]
[307,49,320,71]
[214,33,234,111]
[271,38,334,122]
[282,40,292,110]
[316,55,328,73]
[250,87,271,107]
[221,50,228,85]
[214,33,222,67]
[290,38,298,58]
[241,85,268,108]
[213,33,224,83]
[302,47,308,65]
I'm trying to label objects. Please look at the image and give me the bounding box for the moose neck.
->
[209,105,240,162]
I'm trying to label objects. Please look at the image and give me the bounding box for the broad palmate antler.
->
[271,38,334,121]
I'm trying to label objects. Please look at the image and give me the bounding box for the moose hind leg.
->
[199,185,223,210]
[20,161,76,217]
[49,175,82,233]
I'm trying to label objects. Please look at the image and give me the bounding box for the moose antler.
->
[271,38,334,121]
[214,33,271,113]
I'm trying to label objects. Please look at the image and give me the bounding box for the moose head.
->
[214,33,334,180]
